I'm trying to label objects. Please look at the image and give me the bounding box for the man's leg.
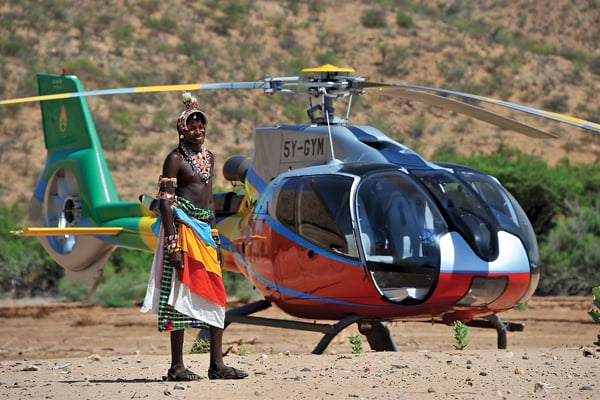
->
[208,326,248,379]
[209,325,225,371]
[170,329,185,373]
[165,329,201,381]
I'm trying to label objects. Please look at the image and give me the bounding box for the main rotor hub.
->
[301,65,365,125]
[301,64,365,98]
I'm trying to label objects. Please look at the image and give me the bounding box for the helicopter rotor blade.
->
[361,82,600,137]
[0,76,301,105]
[365,84,559,139]
[392,84,600,136]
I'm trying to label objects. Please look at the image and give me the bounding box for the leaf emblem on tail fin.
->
[59,105,67,132]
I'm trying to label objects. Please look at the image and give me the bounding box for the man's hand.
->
[169,250,184,270]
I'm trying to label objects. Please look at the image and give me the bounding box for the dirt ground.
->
[0,296,598,399]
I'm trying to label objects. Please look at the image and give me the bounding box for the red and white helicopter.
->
[5,65,599,353]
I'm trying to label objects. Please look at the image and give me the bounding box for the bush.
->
[0,204,64,298]
[396,12,415,29]
[589,55,600,75]
[361,9,387,29]
[538,202,600,295]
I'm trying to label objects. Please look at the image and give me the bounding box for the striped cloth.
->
[141,198,226,331]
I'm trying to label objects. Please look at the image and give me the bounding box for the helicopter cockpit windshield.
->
[356,171,447,303]
[413,167,538,267]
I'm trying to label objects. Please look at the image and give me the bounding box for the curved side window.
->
[296,176,356,257]
[272,175,356,257]
[274,178,298,233]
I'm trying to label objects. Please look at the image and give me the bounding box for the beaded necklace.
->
[179,144,211,184]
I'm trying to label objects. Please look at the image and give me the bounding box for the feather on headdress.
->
[177,91,208,133]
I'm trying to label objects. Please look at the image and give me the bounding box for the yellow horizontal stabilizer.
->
[302,64,355,74]
[10,227,124,237]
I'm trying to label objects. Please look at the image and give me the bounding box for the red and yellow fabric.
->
[177,223,226,307]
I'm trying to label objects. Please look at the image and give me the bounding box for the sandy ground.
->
[0,296,599,399]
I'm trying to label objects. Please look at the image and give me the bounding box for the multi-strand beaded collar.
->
[178,143,211,184]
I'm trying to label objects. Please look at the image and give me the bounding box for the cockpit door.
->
[355,171,447,304]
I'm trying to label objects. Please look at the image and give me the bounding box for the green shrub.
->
[361,9,387,29]
[589,55,600,75]
[349,333,363,354]
[541,94,569,113]
[538,202,600,295]
[452,321,469,350]
[396,12,415,28]
[0,205,64,298]
[589,286,600,346]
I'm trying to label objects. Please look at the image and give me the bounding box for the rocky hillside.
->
[1,0,600,205]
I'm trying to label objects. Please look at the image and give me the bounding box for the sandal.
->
[163,368,202,381]
[207,366,248,380]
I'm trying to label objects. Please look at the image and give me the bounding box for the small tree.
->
[589,286,600,346]
[452,321,469,350]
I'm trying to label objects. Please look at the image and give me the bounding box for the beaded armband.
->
[157,176,178,202]
[158,176,177,187]
[165,233,181,254]
[211,228,221,246]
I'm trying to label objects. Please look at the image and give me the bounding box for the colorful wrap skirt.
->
[141,197,226,331]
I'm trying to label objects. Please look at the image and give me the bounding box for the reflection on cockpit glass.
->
[356,172,446,264]
[295,176,355,257]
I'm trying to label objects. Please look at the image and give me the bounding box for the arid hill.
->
[1,0,599,205]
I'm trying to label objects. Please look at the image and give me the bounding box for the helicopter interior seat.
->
[345,232,371,258]
[355,202,389,262]
[386,193,422,261]
[366,194,435,303]
[298,223,347,254]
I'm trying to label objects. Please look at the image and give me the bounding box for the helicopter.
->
[5,64,600,353]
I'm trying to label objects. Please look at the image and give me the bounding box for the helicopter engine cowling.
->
[223,155,251,183]
[29,167,116,285]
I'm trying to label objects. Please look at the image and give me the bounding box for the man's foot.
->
[207,366,248,380]
[163,368,202,381]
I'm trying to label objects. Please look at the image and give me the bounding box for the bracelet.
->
[165,235,179,251]
[211,228,220,245]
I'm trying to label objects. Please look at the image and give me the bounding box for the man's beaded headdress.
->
[177,91,208,133]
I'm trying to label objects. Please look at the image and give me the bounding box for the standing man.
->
[141,92,248,381]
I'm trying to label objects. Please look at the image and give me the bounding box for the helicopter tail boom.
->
[28,72,154,284]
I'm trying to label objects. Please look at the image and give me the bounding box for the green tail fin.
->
[35,72,120,205]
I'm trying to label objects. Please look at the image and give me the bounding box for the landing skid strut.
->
[222,300,396,354]
[216,300,524,354]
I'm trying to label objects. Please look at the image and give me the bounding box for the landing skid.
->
[216,300,524,354]
[466,314,525,349]
[222,300,396,354]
